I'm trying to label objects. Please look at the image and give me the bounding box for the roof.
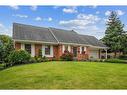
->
[79,35,107,47]
[50,28,89,45]
[13,23,57,43]
[13,23,107,48]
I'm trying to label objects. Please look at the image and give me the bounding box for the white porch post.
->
[99,49,101,59]
[31,44,35,57]
[105,49,107,59]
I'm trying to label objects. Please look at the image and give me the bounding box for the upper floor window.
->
[45,45,50,55]
[25,44,31,54]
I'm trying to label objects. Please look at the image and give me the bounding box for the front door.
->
[73,47,77,57]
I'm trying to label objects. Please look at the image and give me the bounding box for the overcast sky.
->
[0,6,127,39]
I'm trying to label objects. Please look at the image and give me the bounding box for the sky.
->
[0,6,127,39]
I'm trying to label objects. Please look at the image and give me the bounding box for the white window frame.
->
[62,45,65,53]
[80,46,87,54]
[84,47,86,51]
[21,43,35,57]
[42,45,53,57]
[21,43,25,50]
[68,45,71,52]
[62,45,71,53]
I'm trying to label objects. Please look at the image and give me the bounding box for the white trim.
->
[14,39,108,49]
[84,47,86,51]
[42,45,53,57]
[31,44,35,57]
[21,43,25,50]
[14,39,58,45]
[62,45,65,53]
[80,46,82,54]
[89,45,108,49]
[68,45,71,52]
[42,45,45,57]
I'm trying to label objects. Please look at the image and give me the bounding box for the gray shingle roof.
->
[50,28,89,45]
[13,23,106,48]
[13,23,58,43]
[79,35,106,47]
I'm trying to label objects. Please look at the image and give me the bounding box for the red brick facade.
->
[77,46,89,60]
[15,42,21,50]
[35,44,42,56]
[14,42,90,60]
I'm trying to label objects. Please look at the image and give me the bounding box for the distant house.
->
[13,23,108,60]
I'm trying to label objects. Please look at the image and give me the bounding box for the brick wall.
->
[77,46,89,60]
[15,42,21,50]
[35,44,42,57]
[53,45,58,59]
[14,42,90,60]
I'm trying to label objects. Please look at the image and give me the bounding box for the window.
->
[82,47,84,52]
[25,44,31,54]
[45,45,50,55]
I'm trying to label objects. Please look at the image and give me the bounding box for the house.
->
[13,23,108,60]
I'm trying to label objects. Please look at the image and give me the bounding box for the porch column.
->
[105,49,107,59]
[31,44,35,57]
[99,49,101,59]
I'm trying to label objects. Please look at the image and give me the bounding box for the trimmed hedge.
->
[105,58,127,63]
[119,55,127,60]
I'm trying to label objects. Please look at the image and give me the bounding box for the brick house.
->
[13,23,108,60]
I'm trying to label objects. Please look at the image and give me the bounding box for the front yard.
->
[0,61,127,89]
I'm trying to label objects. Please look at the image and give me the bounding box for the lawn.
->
[0,61,127,89]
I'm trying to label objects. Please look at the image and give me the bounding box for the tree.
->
[102,11,126,57]
[121,33,127,54]
[0,35,14,62]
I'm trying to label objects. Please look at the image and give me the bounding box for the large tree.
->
[102,11,126,57]
[0,35,14,63]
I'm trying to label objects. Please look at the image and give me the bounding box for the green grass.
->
[0,61,127,89]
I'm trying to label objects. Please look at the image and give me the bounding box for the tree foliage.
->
[0,35,14,62]
[102,11,127,56]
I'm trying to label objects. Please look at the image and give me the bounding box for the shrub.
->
[34,56,49,62]
[60,52,73,61]
[0,63,4,69]
[41,56,49,62]
[29,57,37,63]
[34,56,42,62]
[105,58,127,63]
[119,55,127,60]
[38,49,42,58]
[7,50,31,65]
